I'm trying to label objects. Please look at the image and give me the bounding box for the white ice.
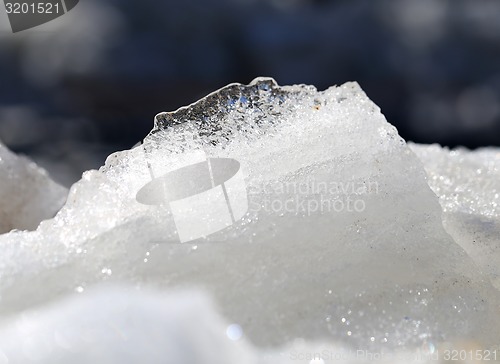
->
[0,78,499,363]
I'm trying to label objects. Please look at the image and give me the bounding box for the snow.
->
[0,141,67,233]
[0,78,499,362]
[410,143,500,290]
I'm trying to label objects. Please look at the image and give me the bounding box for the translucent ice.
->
[0,141,67,233]
[0,78,499,359]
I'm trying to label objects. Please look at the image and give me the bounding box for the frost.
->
[0,141,67,233]
[410,143,500,219]
[0,78,499,361]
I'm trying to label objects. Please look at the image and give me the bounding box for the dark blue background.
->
[0,0,499,185]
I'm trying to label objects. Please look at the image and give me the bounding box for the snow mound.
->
[0,79,499,359]
[411,143,500,290]
[0,141,67,233]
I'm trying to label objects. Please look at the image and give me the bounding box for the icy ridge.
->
[0,79,499,356]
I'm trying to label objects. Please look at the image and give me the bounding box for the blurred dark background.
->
[0,0,499,186]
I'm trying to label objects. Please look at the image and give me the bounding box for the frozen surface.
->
[0,288,255,364]
[0,287,487,364]
[410,143,500,290]
[0,78,499,361]
[0,141,67,233]
[410,144,499,219]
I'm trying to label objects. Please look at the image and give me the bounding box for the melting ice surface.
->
[0,78,499,363]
